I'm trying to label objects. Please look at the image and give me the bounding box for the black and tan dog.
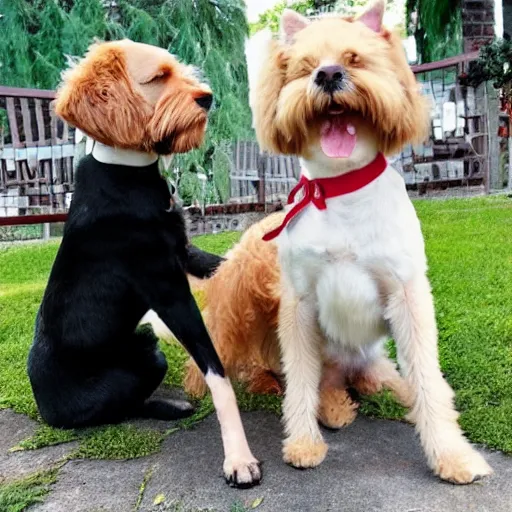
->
[27,40,261,488]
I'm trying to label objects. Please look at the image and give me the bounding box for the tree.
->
[0,0,36,88]
[312,0,335,6]
[249,1,314,34]
[156,0,251,204]
[333,0,366,15]
[250,0,405,37]
[406,0,462,63]
[0,0,251,204]
[132,0,165,18]
[459,38,512,118]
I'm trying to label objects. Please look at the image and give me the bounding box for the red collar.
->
[263,153,387,242]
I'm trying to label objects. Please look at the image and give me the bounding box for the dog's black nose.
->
[314,65,345,93]
[195,94,213,111]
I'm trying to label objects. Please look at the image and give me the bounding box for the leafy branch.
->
[459,38,512,89]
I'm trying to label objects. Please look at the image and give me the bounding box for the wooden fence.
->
[399,52,497,196]
[0,86,75,219]
[1,50,502,230]
[229,141,300,204]
[231,52,497,200]
[0,86,301,227]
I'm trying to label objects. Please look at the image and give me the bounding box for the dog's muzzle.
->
[314,65,346,94]
[195,93,213,112]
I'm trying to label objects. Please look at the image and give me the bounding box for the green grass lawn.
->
[0,231,280,462]
[1,196,511,469]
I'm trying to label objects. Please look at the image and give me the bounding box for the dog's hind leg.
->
[149,281,261,488]
[128,325,195,420]
[317,360,358,430]
[386,274,492,484]
[183,360,208,398]
[246,368,283,395]
[185,332,282,398]
[247,328,283,395]
[279,289,328,468]
[44,328,193,429]
[351,355,413,409]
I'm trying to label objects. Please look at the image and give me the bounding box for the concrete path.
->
[0,409,78,484]
[1,409,511,512]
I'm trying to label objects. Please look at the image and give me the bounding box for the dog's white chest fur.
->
[277,166,426,356]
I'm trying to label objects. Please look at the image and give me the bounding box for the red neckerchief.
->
[262,153,387,242]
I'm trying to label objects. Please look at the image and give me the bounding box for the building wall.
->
[462,0,496,51]
[503,0,512,37]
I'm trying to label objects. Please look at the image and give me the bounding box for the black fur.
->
[186,245,225,279]
[27,155,225,429]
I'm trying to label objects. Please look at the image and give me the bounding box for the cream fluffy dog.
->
[241,0,491,483]
[183,211,412,430]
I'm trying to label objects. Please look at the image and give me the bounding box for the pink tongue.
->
[320,119,357,158]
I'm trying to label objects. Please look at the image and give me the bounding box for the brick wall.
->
[462,0,496,52]
[184,203,283,237]
[503,0,512,38]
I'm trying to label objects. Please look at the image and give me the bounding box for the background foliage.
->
[460,38,512,89]
[406,0,462,63]
[0,0,474,203]
[0,0,252,204]
[250,1,407,44]
[249,0,314,34]
[250,0,461,63]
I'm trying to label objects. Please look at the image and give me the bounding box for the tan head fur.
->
[54,40,213,154]
[249,0,429,159]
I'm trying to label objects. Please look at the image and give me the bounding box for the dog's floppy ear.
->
[251,39,308,155]
[280,9,310,44]
[54,42,150,149]
[356,0,386,33]
[380,30,430,154]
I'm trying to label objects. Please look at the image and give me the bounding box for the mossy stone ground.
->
[1,196,512,510]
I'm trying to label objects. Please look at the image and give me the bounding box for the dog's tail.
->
[186,245,225,279]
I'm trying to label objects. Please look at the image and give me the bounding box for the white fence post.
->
[43,223,50,241]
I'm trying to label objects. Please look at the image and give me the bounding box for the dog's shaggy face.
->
[251,1,429,158]
[55,40,212,154]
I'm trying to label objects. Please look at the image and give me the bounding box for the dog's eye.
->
[344,52,362,67]
[287,56,318,81]
[140,70,169,85]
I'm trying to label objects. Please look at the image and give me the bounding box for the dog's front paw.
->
[283,436,328,468]
[434,446,493,484]
[224,454,262,489]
